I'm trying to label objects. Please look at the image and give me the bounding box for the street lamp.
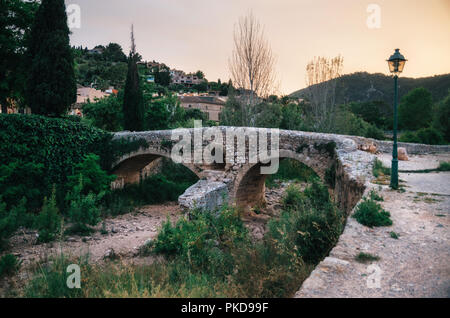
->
[387,48,407,189]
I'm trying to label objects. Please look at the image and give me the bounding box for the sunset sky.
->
[68,0,450,95]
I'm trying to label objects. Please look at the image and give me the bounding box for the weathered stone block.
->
[178,180,228,213]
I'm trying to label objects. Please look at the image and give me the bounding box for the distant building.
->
[88,46,104,55]
[70,86,110,116]
[179,96,226,122]
[171,69,205,87]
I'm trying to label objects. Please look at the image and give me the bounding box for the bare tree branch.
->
[229,12,276,126]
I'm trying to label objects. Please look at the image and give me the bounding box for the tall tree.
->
[0,0,38,114]
[304,55,344,132]
[25,0,76,116]
[122,25,145,131]
[399,87,433,130]
[229,12,276,126]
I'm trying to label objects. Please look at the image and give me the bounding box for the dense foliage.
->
[0,114,112,210]
[0,0,38,113]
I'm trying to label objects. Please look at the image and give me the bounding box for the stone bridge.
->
[111,127,450,214]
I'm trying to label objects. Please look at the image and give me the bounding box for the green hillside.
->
[290,72,450,104]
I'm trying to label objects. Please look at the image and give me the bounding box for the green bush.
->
[372,159,390,178]
[271,181,344,264]
[34,192,62,243]
[438,161,450,171]
[355,252,380,263]
[66,176,102,235]
[433,91,450,142]
[0,254,21,277]
[334,109,385,140]
[67,154,116,197]
[151,207,248,277]
[369,189,384,201]
[353,198,392,227]
[82,94,124,132]
[399,131,421,143]
[399,87,433,130]
[399,127,445,145]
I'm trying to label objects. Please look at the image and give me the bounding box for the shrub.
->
[399,127,445,145]
[66,175,102,235]
[34,192,62,243]
[0,254,21,277]
[353,198,392,227]
[273,181,344,264]
[399,131,421,143]
[369,189,384,201]
[390,231,400,239]
[151,207,248,276]
[438,161,450,171]
[372,159,390,178]
[67,153,116,197]
[355,252,380,263]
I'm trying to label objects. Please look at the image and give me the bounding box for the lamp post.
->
[387,49,407,189]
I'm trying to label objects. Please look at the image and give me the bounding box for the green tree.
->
[122,26,145,131]
[26,0,76,117]
[280,102,304,130]
[102,43,127,62]
[83,93,123,131]
[399,87,433,130]
[433,91,450,142]
[0,0,38,113]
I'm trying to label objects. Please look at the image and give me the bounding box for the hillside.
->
[290,72,450,104]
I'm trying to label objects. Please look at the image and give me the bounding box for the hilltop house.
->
[171,70,205,87]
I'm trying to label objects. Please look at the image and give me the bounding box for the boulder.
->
[178,180,228,213]
[398,147,409,161]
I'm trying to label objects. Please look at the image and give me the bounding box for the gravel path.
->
[296,153,450,298]
[378,153,450,171]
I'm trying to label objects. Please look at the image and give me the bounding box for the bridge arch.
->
[232,149,335,210]
[111,148,201,186]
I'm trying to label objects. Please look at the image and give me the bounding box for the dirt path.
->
[296,153,450,298]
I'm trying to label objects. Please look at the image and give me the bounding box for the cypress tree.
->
[122,25,145,131]
[25,0,76,117]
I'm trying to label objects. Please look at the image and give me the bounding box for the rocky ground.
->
[296,153,450,298]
